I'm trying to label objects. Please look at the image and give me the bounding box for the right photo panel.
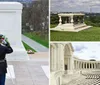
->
[50,0,100,85]
[50,42,100,85]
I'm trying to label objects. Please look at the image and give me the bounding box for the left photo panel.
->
[0,0,49,85]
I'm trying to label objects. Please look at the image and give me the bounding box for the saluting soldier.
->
[0,34,13,85]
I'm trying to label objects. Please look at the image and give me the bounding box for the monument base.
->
[6,42,29,61]
[51,23,92,32]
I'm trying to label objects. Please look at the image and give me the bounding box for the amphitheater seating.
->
[65,71,100,85]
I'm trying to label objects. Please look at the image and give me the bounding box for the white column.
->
[97,63,99,69]
[74,61,76,69]
[68,17,70,23]
[57,45,60,70]
[80,62,81,69]
[83,16,84,23]
[68,58,70,70]
[95,63,96,69]
[81,62,82,69]
[82,62,83,69]
[79,62,80,69]
[91,63,93,69]
[89,63,90,69]
[58,44,65,85]
[76,61,77,69]
[65,17,68,23]
[53,46,57,71]
[93,63,94,69]
[50,45,56,71]
[50,46,53,71]
[59,16,62,25]
[86,63,87,69]
[82,62,84,69]
[98,63,99,69]
[96,63,98,69]
[71,15,74,23]
[75,61,76,69]
[94,63,96,69]
[84,63,85,69]
[78,62,79,69]
[82,63,83,69]
[97,63,98,69]
[58,44,65,71]
[87,62,89,69]
[95,63,97,69]
[92,63,94,69]
[77,61,78,69]
[84,63,86,69]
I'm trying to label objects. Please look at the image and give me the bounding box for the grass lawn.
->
[50,27,100,41]
[22,41,36,52]
[23,33,49,48]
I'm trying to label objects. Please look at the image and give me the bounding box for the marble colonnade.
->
[50,43,100,73]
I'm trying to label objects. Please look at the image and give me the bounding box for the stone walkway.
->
[29,52,49,61]
[22,35,48,52]
[6,53,49,85]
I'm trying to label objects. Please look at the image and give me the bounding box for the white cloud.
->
[72,42,100,60]
[51,0,100,12]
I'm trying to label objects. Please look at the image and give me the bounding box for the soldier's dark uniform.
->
[0,35,13,85]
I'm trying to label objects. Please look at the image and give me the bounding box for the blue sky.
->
[72,42,100,60]
[51,0,100,13]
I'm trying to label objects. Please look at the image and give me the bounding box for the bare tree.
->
[22,0,49,40]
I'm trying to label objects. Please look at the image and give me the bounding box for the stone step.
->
[65,72,100,85]
[6,49,29,61]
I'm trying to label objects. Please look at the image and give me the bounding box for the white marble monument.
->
[0,2,29,60]
[51,13,92,32]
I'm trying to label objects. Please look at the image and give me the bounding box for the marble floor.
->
[5,53,49,85]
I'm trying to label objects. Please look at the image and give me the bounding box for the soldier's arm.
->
[5,42,13,54]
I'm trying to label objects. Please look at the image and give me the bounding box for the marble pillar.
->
[59,44,65,71]
[71,16,74,23]
[59,16,62,25]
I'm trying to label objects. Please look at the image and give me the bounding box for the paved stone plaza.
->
[6,53,49,85]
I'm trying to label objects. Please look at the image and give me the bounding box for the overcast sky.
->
[51,0,100,13]
[72,42,100,60]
